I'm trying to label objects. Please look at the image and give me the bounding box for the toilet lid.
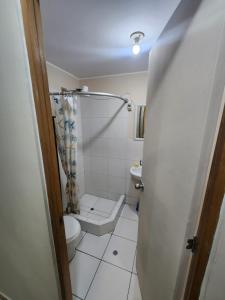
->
[63,215,81,241]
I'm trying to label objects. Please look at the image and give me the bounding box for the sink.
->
[130,165,142,179]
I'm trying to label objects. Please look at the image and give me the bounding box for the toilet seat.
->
[63,215,81,243]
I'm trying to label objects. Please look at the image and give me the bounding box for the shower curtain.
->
[53,94,80,214]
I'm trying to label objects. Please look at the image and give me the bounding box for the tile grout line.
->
[119,215,138,223]
[71,248,137,299]
[71,232,88,299]
[125,214,138,300]
[126,272,133,300]
[72,293,83,300]
[75,249,102,261]
[83,259,101,300]
[101,259,133,274]
[83,231,114,300]
[72,201,139,299]
[76,248,135,275]
[113,232,137,243]
[131,249,137,274]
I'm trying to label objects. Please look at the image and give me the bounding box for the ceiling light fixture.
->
[130,31,145,55]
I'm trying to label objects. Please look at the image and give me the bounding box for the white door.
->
[136,0,225,299]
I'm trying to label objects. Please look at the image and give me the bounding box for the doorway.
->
[20,1,225,300]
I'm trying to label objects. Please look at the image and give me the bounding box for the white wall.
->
[47,62,85,208]
[80,73,148,203]
[137,0,225,299]
[200,195,225,300]
[0,1,60,299]
[47,62,79,91]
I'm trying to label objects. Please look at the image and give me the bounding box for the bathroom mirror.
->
[134,105,146,140]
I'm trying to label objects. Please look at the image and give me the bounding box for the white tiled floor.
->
[69,251,100,299]
[103,235,136,272]
[86,261,131,300]
[120,204,139,222]
[77,233,111,259]
[132,253,137,275]
[128,274,142,300]
[114,217,138,242]
[69,203,142,300]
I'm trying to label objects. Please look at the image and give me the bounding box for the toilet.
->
[63,215,81,261]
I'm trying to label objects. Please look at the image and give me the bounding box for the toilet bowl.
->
[63,215,81,261]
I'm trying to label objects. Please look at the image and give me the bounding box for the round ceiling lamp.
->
[130,31,145,55]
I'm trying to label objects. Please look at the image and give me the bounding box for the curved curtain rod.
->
[49,90,129,103]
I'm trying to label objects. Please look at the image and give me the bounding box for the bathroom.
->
[42,0,151,298]
[37,0,225,299]
[2,1,225,300]
[47,42,147,300]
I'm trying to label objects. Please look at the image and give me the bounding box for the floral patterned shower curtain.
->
[53,94,80,214]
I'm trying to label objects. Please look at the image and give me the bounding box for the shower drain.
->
[113,250,118,256]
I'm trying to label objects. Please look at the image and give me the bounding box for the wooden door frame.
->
[184,103,225,299]
[20,1,72,299]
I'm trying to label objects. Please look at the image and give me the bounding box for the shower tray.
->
[71,194,125,235]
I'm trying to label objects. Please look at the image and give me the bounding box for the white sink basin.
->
[130,166,142,179]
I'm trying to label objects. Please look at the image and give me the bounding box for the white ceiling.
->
[40,0,180,78]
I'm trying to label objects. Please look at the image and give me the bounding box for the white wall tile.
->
[108,192,123,201]
[91,190,110,200]
[108,176,126,195]
[108,101,129,118]
[88,99,110,117]
[85,174,109,194]
[127,139,143,161]
[107,118,128,139]
[88,157,108,175]
[90,117,111,139]
[80,80,146,200]
[108,138,127,159]
[83,156,90,174]
[89,138,109,158]
[108,158,126,177]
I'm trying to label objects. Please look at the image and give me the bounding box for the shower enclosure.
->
[51,90,130,235]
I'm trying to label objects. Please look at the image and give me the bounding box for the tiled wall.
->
[47,64,148,205]
[80,73,148,204]
[75,97,85,199]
